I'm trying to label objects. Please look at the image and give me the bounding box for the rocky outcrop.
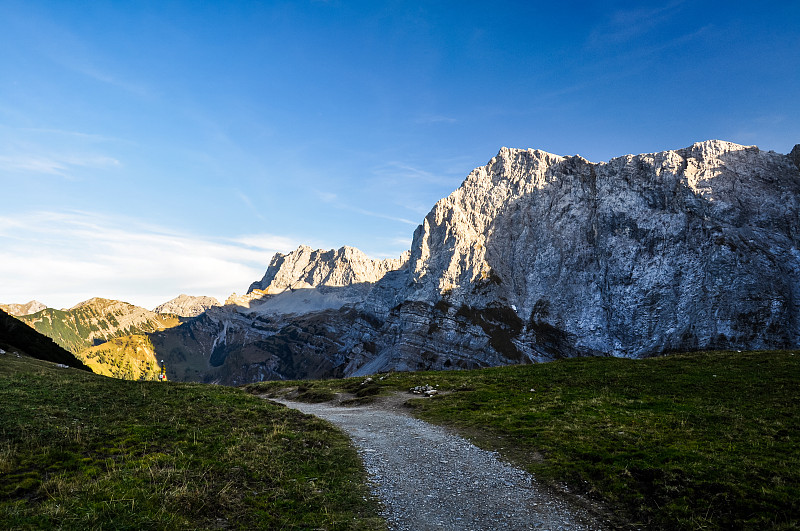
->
[0,300,47,317]
[153,294,221,317]
[790,144,800,171]
[221,245,410,317]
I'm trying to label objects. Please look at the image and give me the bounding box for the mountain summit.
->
[153,294,221,317]
[391,140,800,355]
[0,301,47,317]
[248,245,408,294]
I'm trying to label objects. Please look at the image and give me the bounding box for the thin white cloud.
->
[587,1,687,47]
[371,161,456,187]
[71,62,151,98]
[414,114,458,124]
[235,191,268,222]
[313,189,339,203]
[0,155,67,176]
[0,211,299,310]
[349,207,418,226]
[311,187,419,226]
[0,153,120,177]
[232,234,302,251]
[0,125,123,178]
[23,128,125,144]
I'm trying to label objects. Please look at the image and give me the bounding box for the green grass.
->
[0,355,385,530]
[247,350,800,530]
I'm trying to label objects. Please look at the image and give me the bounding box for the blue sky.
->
[1,0,798,309]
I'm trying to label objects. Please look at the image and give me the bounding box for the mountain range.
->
[6,140,800,384]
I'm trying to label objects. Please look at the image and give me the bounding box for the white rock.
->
[0,300,47,316]
[153,294,221,317]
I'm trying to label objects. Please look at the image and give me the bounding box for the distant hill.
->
[153,294,220,317]
[15,298,181,380]
[0,309,92,371]
[0,300,47,316]
[80,334,162,380]
[18,297,181,355]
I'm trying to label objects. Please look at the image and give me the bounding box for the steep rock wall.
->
[394,140,800,358]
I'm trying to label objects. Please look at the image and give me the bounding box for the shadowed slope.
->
[0,309,91,371]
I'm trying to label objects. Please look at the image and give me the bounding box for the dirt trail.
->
[274,395,605,530]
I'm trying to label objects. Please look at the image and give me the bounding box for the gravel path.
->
[275,396,605,530]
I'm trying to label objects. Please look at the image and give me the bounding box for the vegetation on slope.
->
[19,301,180,353]
[0,309,91,371]
[16,300,182,380]
[0,355,385,530]
[248,350,800,530]
[80,334,162,380]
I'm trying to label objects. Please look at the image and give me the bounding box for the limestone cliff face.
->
[390,140,800,359]
[222,245,410,317]
[113,140,800,384]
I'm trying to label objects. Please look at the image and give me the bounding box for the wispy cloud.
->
[235,190,268,222]
[0,153,120,177]
[232,233,302,251]
[371,161,456,187]
[69,62,151,98]
[414,113,458,124]
[313,190,339,203]
[22,128,125,144]
[4,5,151,98]
[0,125,124,178]
[311,186,420,226]
[587,1,687,48]
[574,22,714,94]
[348,206,418,226]
[0,211,299,310]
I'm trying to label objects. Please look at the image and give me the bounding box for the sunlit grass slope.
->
[249,350,800,530]
[79,334,162,380]
[0,355,384,530]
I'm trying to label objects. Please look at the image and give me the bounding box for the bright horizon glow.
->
[1,1,799,310]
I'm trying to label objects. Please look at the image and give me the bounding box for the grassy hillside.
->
[0,355,384,530]
[19,301,181,355]
[80,334,162,380]
[16,300,183,380]
[248,350,800,530]
[0,309,91,371]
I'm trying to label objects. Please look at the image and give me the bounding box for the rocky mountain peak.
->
[69,297,121,310]
[396,139,800,358]
[153,294,221,317]
[248,245,409,294]
[0,300,47,317]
